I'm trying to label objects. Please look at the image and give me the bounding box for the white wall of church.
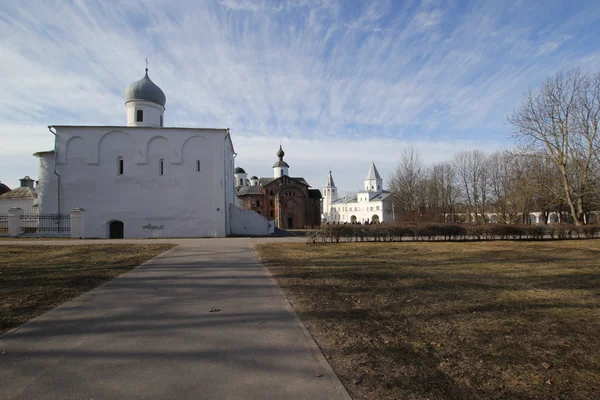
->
[40,126,233,238]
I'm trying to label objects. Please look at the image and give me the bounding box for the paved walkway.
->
[0,238,349,400]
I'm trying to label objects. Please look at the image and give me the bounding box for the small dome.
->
[125,70,166,107]
[273,160,290,168]
[276,145,285,159]
[234,167,246,174]
[0,182,10,196]
[250,176,258,180]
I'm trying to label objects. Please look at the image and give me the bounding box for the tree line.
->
[389,69,600,225]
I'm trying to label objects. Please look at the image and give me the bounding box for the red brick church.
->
[234,146,321,229]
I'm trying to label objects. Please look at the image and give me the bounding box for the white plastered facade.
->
[321,163,393,224]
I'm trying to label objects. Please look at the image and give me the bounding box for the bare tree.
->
[428,161,458,222]
[453,150,489,223]
[389,147,426,221]
[509,69,600,225]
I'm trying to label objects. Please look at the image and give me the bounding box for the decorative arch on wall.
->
[65,136,85,162]
[180,135,208,164]
[145,135,169,166]
[95,130,133,165]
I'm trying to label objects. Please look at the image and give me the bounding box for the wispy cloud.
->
[1,0,599,189]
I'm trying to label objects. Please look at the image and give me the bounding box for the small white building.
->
[322,163,393,224]
[34,68,236,238]
[0,176,38,214]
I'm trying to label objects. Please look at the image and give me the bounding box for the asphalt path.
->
[0,238,350,400]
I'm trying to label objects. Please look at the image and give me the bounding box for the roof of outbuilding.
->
[0,186,37,199]
[236,186,263,196]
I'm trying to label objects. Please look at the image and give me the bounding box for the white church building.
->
[322,163,393,224]
[33,67,238,238]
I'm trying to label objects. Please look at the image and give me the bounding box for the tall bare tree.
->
[509,69,600,225]
[389,147,426,220]
[453,150,489,223]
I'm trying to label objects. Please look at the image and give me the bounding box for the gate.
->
[0,213,7,236]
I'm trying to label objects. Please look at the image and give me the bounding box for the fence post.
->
[70,208,84,239]
[8,207,23,237]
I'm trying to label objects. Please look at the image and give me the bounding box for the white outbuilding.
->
[34,68,236,238]
[321,163,393,224]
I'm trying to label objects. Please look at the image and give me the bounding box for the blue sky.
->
[1,0,600,195]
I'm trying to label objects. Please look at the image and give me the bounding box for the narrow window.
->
[270,210,274,217]
[281,169,283,176]
[118,157,124,175]
[136,109,143,122]
[196,160,201,172]
[160,115,163,126]
[257,200,260,207]
[159,159,164,176]
[240,178,244,186]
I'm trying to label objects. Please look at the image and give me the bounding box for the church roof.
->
[272,160,290,168]
[331,191,391,204]
[309,189,322,199]
[326,170,335,187]
[365,162,382,180]
[125,70,166,107]
[259,177,309,187]
[234,167,246,174]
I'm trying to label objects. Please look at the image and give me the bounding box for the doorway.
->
[287,217,293,229]
[109,220,124,239]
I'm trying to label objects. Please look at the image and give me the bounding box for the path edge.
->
[252,244,353,400]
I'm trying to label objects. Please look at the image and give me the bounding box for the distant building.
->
[321,163,393,223]
[0,176,38,214]
[235,146,322,229]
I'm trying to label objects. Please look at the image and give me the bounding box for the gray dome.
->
[273,160,289,168]
[234,167,246,174]
[125,70,166,107]
[250,176,258,180]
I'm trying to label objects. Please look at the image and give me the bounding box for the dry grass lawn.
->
[256,240,600,400]
[0,244,174,334]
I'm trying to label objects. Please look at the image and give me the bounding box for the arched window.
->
[160,115,163,127]
[136,109,143,122]
[240,178,244,185]
[159,159,164,176]
[281,169,284,176]
[117,157,124,175]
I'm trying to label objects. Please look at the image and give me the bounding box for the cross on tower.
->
[145,57,148,72]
